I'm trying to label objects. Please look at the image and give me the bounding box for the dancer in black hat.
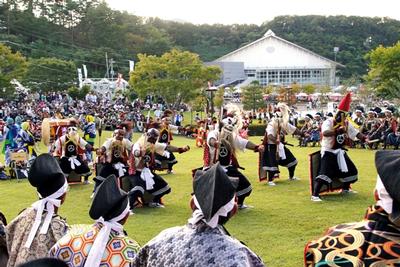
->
[6,154,69,267]
[134,163,265,267]
[50,175,140,267]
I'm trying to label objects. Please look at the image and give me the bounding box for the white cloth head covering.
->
[376,175,393,214]
[24,181,68,248]
[188,195,235,228]
[84,202,130,267]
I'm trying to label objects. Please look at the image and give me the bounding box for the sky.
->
[105,0,399,25]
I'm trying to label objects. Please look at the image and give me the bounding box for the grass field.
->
[0,132,378,267]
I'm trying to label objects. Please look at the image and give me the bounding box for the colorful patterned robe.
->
[50,223,140,267]
[133,221,265,267]
[6,207,68,267]
[305,205,400,266]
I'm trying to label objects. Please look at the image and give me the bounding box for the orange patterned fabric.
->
[305,205,400,266]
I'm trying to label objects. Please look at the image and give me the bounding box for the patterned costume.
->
[6,154,69,267]
[98,138,132,179]
[50,224,139,267]
[134,221,264,267]
[53,134,91,177]
[305,205,400,266]
[1,119,19,166]
[83,116,96,163]
[311,93,363,200]
[195,124,206,147]
[17,122,37,159]
[155,126,178,171]
[6,208,68,267]
[260,103,299,184]
[204,129,253,206]
[125,133,171,207]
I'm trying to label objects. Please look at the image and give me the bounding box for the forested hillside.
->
[1,0,399,81]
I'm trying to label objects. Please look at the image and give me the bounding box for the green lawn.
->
[0,132,378,267]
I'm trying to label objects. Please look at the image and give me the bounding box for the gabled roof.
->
[214,29,345,68]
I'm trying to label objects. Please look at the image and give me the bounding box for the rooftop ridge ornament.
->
[264,29,275,37]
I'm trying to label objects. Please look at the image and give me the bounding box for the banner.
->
[129,60,135,72]
[82,64,87,79]
[77,68,83,88]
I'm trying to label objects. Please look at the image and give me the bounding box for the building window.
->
[280,71,290,84]
[245,69,256,78]
[268,71,278,83]
[291,70,301,82]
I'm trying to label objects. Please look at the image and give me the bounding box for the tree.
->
[129,49,221,108]
[365,42,400,98]
[302,84,316,95]
[24,57,76,92]
[242,81,264,112]
[0,44,27,98]
[67,84,90,100]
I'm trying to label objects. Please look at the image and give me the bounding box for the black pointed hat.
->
[193,163,238,222]
[28,154,66,198]
[92,176,107,194]
[375,150,400,224]
[89,175,129,221]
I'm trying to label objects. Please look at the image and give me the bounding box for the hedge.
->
[248,124,266,136]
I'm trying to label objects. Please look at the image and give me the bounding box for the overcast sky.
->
[105,0,399,25]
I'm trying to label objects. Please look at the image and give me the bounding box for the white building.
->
[211,30,344,88]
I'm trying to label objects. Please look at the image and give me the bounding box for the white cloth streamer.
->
[278,143,286,160]
[162,151,170,158]
[84,203,130,267]
[376,175,393,214]
[24,181,68,248]
[322,148,348,172]
[113,162,126,178]
[188,196,235,228]
[140,167,155,190]
[68,156,81,170]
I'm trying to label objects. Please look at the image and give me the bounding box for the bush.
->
[67,85,90,100]
[248,124,266,136]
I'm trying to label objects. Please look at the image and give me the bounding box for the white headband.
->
[188,195,235,228]
[25,180,68,248]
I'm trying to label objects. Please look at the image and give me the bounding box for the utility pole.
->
[109,58,115,79]
[105,52,109,79]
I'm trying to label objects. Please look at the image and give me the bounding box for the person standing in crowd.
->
[261,103,302,186]
[50,175,140,266]
[382,107,398,149]
[53,124,92,184]
[133,163,265,267]
[126,128,189,209]
[1,118,19,166]
[305,150,400,265]
[6,154,69,267]
[83,114,96,164]
[310,93,366,201]
[202,104,263,209]
[17,121,37,160]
